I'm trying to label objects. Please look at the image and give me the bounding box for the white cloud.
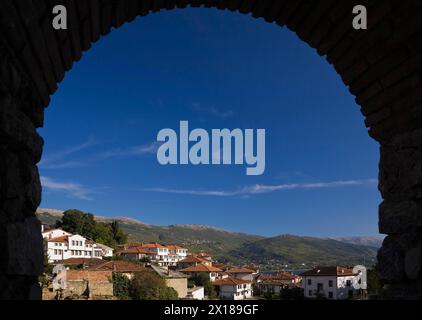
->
[143,179,377,197]
[40,176,95,201]
[192,103,234,119]
[40,137,96,168]
[97,142,159,159]
[41,138,158,170]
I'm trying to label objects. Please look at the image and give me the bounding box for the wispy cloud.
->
[40,176,95,201]
[143,179,377,198]
[41,138,158,170]
[40,137,96,168]
[192,103,234,119]
[97,142,159,160]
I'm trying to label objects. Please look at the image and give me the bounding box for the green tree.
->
[111,221,128,244]
[57,209,96,238]
[190,273,216,299]
[113,273,131,300]
[56,209,128,248]
[129,270,178,300]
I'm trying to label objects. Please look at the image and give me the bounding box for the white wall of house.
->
[219,283,253,300]
[302,275,357,300]
[46,232,112,263]
[189,287,205,300]
[145,247,188,266]
[96,244,114,257]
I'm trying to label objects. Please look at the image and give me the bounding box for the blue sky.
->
[39,8,381,237]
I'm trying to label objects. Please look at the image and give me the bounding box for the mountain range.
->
[36,208,382,269]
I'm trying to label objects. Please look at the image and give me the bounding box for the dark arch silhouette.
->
[0,0,422,299]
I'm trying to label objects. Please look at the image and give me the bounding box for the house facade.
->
[227,267,256,281]
[43,229,113,263]
[301,267,359,300]
[213,277,253,300]
[117,243,188,267]
[179,264,222,282]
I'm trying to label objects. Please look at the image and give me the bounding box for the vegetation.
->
[54,209,128,248]
[280,286,305,300]
[129,270,178,300]
[367,265,383,295]
[113,273,131,300]
[38,210,378,269]
[190,273,217,299]
[229,235,378,269]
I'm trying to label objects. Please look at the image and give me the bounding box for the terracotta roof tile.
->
[213,277,251,286]
[47,236,69,243]
[227,267,256,274]
[87,261,144,272]
[180,264,222,273]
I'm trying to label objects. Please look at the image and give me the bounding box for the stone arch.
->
[1,0,422,299]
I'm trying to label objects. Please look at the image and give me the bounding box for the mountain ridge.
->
[36,208,380,269]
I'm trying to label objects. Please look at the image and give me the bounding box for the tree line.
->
[55,209,128,248]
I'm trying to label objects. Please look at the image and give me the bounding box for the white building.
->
[227,267,256,281]
[187,287,205,300]
[301,266,359,300]
[179,264,223,282]
[118,243,188,267]
[95,244,114,257]
[43,229,113,263]
[213,277,253,300]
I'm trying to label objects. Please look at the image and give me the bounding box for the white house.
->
[301,266,359,300]
[227,267,256,281]
[187,286,205,300]
[118,243,188,267]
[179,264,223,282]
[213,277,253,300]
[95,244,114,257]
[44,230,113,263]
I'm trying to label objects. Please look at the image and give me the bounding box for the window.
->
[329,280,333,287]
[308,290,312,296]
[328,292,333,299]
[307,279,312,285]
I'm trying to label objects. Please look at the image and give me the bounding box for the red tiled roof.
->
[212,263,228,270]
[300,266,356,277]
[180,257,209,264]
[227,267,256,274]
[141,243,168,249]
[180,264,222,273]
[87,261,144,272]
[165,245,187,250]
[47,236,69,243]
[213,277,251,286]
[117,247,151,255]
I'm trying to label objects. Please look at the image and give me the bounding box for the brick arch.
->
[1,0,422,299]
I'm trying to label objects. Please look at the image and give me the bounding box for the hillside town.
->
[41,224,367,301]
